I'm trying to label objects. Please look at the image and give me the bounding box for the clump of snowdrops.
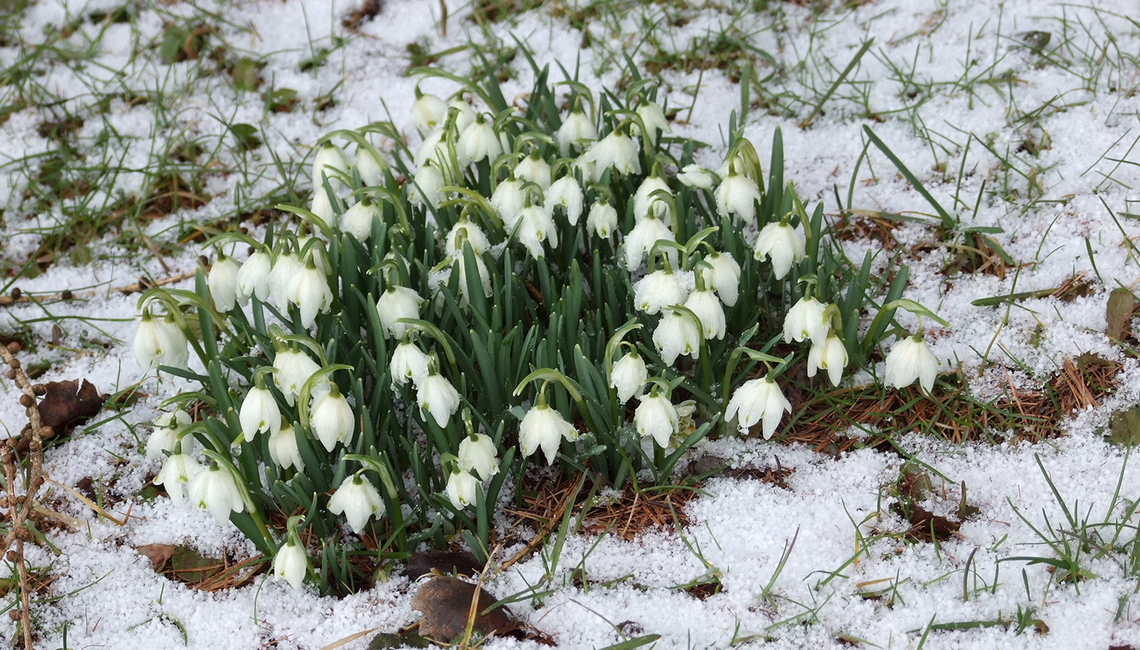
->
[133,53,943,595]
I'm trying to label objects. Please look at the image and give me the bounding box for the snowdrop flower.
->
[413,128,447,170]
[147,410,191,460]
[457,114,501,166]
[516,205,558,259]
[237,250,272,303]
[289,261,334,328]
[557,109,597,155]
[808,334,848,387]
[884,333,940,393]
[445,467,479,509]
[702,252,740,307]
[328,475,384,534]
[390,340,429,387]
[726,376,791,439]
[519,401,578,465]
[268,420,304,472]
[581,129,640,182]
[684,288,726,340]
[515,153,551,189]
[239,386,281,442]
[546,175,584,225]
[310,188,337,225]
[355,146,386,186]
[339,198,381,241]
[653,308,701,366]
[311,143,351,191]
[676,164,715,190]
[269,252,300,312]
[448,99,477,134]
[445,218,491,256]
[454,254,492,306]
[154,453,200,507]
[634,269,687,315]
[783,296,829,345]
[310,384,354,451]
[412,91,448,136]
[273,349,320,406]
[623,216,676,271]
[208,254,240,312]
[715,166,762,225]
[410,162,445,209]
[189,465,245,524]
[272,539,308,591]
[491,177,527,229]
[610,351,647,403]
[376,286,423,339]
[633,175,672,222]
[587,200,618,238]
[635,391,679,448]
[134,311,188,371]
[753,221,806,280]
[458,433,499,482]
[636,101,670,145]
[417,368,461,428]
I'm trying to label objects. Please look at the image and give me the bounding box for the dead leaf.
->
[38,378,106,431]
[410,576,515,642]
[1107,287,1137,341]
[402,550,482,580]
[137,543,178,571]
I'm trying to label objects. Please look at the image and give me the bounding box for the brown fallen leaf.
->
[38,378,106,431]
[410,576,516,643]
[137,543,179,571]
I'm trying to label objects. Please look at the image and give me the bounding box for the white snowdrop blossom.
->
[714,168,762,225]
[557,109,597,155]
[808,334,848,387]
[783,296,829,345]
[546,175,584,225]
[355,146,386,186]
[413,128,446,170]
[587,201,618,238]
[676,164,715,190]
[633,175,672,221]
[289,262,334,328]
[445,219,490,256]
[458,433,499,482]
[582,130,640,182]
[134,312,189,371]
[147,410,192,460]
[610,352,647,403]
[653,309,701,366]
[454,254,492,305]
[516,205,558,259]
[310,188,337,224]
[446,468,479,509]
[753,221,806,280]
[702,252,740,306]
[376,286,423,339]
[311,143,351,191]
[635,392,679,448]
[239,386,281,442]
[310,385,355,452]
[189,465,245,524]
[634,269,687,315]
[457,115,501,166]
[417,371,461,428]
[154,453,200,507]
[684,288,726,340]
[884,334,940,393]
[268,421,304,472]
[412,92,448,135]
[490,177,527,229]
[273,349,320,406]
[623,217,676,271]
[448,99,477,134]
[273,541,308,590]
[208,255,240,312]
[269,253,300,312]
[726,377,791,439]
[519,403,578,465]
[390,341,430,388]
[339,198,381,241]
[237,251,272,303]
[636,101,670,145]
[328,475,384,534]
[410,162,445,208]
[515,153,552,189]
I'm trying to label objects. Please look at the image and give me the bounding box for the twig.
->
[0,270,197,307]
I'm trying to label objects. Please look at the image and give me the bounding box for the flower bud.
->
[556,110,597,155]
[412,92,448,136]
[311,143,351,192]
[684,288,726,340]
[272,540,308,590]
[457,114,502,166]
[208,254,241,312]
[339,198,381,241]
[355,146,386,186]
[376,286,423,339]
[268,420,304,472]
[409,162,445,209]
[635,101,670,146]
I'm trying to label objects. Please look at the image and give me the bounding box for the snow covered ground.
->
[3,0,1140,648]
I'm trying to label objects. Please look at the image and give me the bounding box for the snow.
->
[3,0,1140,648]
